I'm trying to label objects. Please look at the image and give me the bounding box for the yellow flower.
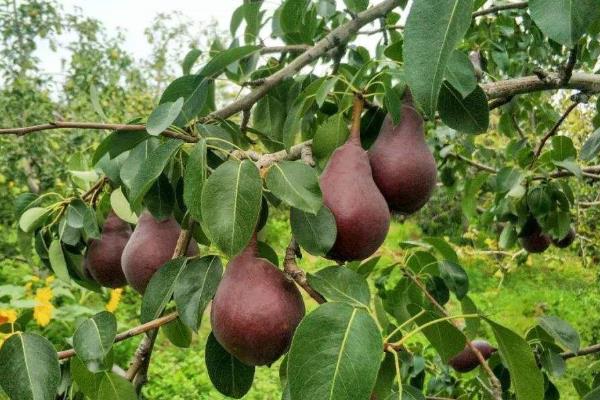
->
[105,288,123,313]
[31,276,40,282]
[45,276,55,284]
[0,309,17,325]
[33,287,53,327]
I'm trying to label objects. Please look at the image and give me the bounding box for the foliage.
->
[1,0,600,399]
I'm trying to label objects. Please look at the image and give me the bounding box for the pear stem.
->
[350,94,364,142]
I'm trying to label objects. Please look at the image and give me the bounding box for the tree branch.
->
[561,343,600,360]
[450,153,498,173]
[0,121,197,141]
[532,100,580,160]
[481,72,600,99]
[472,1,528,17]
[207,0,401,121]
[57,311,178,360]
[259,45,311,54]
[283,238,326,304]
[403,269,502,400]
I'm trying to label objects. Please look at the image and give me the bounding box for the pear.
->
[320,98,391,261]
[210,236,305,366]
[85,211,131,288]
[121,211,198,293]
[368,90,437,215]
[449,340,497,373]
[551,227,576,248]
[519,217,551,253]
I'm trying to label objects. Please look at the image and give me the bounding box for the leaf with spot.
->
[73,311,117,372]
[288,302,382,400]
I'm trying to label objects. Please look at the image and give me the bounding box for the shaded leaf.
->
[183,139,208,222]
[73,311,117,372]
[146,98,184,136]
[290,206,336,256]
[266,161,322,214]
[308,266,370,306]
[140,258,187,323]
[438,83,489,134]
[205,332,254,399]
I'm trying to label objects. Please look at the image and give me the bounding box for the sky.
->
[37,0,388,76]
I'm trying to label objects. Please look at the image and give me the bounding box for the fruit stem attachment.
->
[350,93,364,142]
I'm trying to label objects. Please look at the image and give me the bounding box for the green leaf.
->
[162,317,192,348]
[266,161,322,214]
[174,256,223,331]
[73,311,117,372]
[68,199,100,239]
[97,372,137,400]
[0,332,60,400]
[128,139,183,208]
[343,0,368,13]
[48,240,71,283]
[288,302,382,400]
[539,316,580,353]
[529,0,600,48]
[159,75,211,126]
[70,356,102,400]
[308,266,370,306]
[583,386,600,400]
[290,206,337,256]
[198,45,260,78]
[110,187,138,224]
[182,48,202,75]
[553,159,582,179]
[486,318,544,400]
[404,0,474,118]
[384,82,403,125]
[438,260,469,299]
[461,296,480,337]
[90,84,107,120]
[551,136,577,161]
[205,332,255,399]
[281,0,310,35]
[312,113,350,164]
[183,139,207,221]
[140,258,187,323]
[580,128,600,161]
[19,207,50,233]
[252,95,286,145]
[438,83,489,134]
[93,130,149,165]
[423,237,459,264]
[444,50,477,98]
[315,77,338,107]
[144,175,175,220]
[201,160,263,256]
[410,306,465,363]
[120,137,159,191]
[146,97,184,136]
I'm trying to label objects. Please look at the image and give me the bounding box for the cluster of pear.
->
[84,211,197,293]
[321,90,437,261]
[519,217,576,254]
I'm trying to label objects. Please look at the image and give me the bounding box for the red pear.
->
[449,340,497,373]
[85,211,131,288]
[211,236,305,366]
[320,98,391,261]
[121,211,198,293]
[519,217,551,253]
[551,227,576,248]
[368,90,437,214]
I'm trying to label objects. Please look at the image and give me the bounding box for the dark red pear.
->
[210,236,305,366]
[449,340,497,373]
[368,90,437,215]
[519,217,551,253]
[320,97,391,261]
[85,211,131,288]
[121,211,198,293]
[551,227,576,248]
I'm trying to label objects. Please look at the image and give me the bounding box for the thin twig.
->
[450,153,498,173]
[403,269,502,400]
[259,45,311,54]
[472,1,528,17]
[532,101,579,161]
[283,238,326,304]
[561,343,600,360]
[560,45,578,85]
[0,121,196,142]
[488,96,513,110]
[57,312,179,360]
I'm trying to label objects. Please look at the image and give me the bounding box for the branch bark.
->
[208,0,401,121]
[283,238,326,304]
[481,72,600,99]
[472,1,528,17]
